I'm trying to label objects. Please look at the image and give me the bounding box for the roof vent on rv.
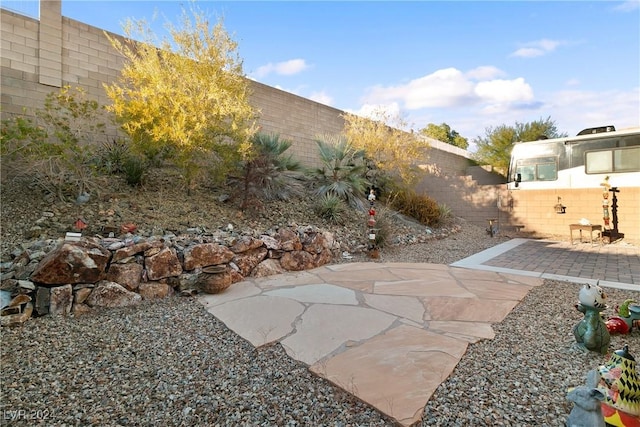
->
[577,125,616,136]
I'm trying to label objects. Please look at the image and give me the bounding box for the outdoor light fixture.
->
[554,196,567,214]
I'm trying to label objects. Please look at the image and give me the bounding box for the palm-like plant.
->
[311,134,369,210]
[232,132,306,210]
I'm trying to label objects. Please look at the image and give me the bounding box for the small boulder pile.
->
[0,225,338,326]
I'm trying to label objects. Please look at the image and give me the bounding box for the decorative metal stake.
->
[367,189,378,258]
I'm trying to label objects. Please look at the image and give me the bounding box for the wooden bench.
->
[569,224,602,245]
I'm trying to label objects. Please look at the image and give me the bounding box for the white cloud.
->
[349,102,401,120]
[308,90,333,106]
[364,68,475,109]
[474,78,534,103]
[252,58,309,78]
[565,78,581,86]
[409,87,639,144]
[362,67,533,113]
[511,39,563,58]
[613,1,639,12]
[511,47,546,58]
[465,66,505,80]
[546,88,640,134]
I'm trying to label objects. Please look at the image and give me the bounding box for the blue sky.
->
[4,0,640,149]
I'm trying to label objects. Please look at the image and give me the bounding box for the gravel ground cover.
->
[2,224,638,426]
[2,175,639,426]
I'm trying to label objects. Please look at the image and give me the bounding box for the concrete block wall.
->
[507,187,639,242]
[250,80,345,168]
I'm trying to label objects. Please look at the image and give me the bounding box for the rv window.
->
[586,146,640,173]
[585,151,612,173]
[537,162,557,181]
[614,146,640,172]
[515,157,557,181]
[516,165,536,182]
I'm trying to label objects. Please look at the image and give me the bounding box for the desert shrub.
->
[122,155,148,187]
[229,132,307,210]
[388,188,441,226]
[0,86,111,201]
[1,115,47,179]
[315,193,348,224]
[309,134,369,210]
[438,203,454,225]
[95,138,130,174]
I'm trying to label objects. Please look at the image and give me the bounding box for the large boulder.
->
[145,247,182,280]
[85,281,142,308]
[253,258,286,278]
[106,263,143,291]
[30,241,111,285]
[138,282,173,300]
[280,250,316,271]
[112,241,163,263]
[229,235,264,253]
[275,228,302,251]
[232,247,268,277]
[183,243,234,271]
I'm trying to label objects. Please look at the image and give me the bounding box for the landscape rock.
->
[35,286,50,316]
[49,284,73,316]
[232,247,268,276]
[252,258,286,277]
[229,235,264,253]
[280,250,317,271]
[72,303,92,316]
[275,228,302,251]
[30,241,111,285]
[260,235,281,250]
[138,282,173,300]
[85,281,142,308]
[74,287,92,304]
[145,247,182,281]
[112,241,162,263]
[183,243,234,271]
[301,230,329,254]
[0,302,32,326]
[106,263,143,291]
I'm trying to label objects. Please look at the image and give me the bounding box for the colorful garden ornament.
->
[606,300,640,335]
[367,189,379,258]
[573,283,611,354]
[598,345,640,427]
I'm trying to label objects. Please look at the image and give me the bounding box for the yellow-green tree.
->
[342,108,429,188]
[104,6,258,192]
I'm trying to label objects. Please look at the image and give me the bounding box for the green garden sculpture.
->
[573,283,611,354]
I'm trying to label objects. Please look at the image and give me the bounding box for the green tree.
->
[419,122,469,150]
[104,6,257,193]
[473,117,566,174]
[342,108,429,188]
